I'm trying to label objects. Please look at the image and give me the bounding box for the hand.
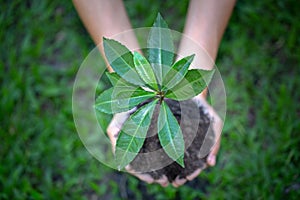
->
[106,108,170,187]
[171,94,223,187]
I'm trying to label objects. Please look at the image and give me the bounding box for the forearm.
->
[72,0,139,71]
[179,0,235,97]
[179,0,236,65]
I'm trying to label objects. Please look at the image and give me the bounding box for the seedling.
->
[95,13,214,170]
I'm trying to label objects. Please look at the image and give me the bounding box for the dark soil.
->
[130,99,215,182]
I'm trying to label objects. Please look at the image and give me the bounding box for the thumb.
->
[207,137,220,166]
[107,110,133,152]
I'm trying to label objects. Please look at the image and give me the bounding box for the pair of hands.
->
[107,94,222,187]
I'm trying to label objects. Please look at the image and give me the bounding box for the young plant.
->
[95,13,215,170]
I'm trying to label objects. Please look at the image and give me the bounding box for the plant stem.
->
[157,91,164,104]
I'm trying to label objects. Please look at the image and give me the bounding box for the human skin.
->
[73,0,235,187]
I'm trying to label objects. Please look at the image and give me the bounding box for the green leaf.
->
[158,101,185,167]
[106,72,121,86]
[105,72,138,88]
[165,69,215,101]
[133,52,159,90]
[103,38,144,86]
[162,54,195,91]
[95,80,156,114]
[147,13,174,85]
[115,100,158,170]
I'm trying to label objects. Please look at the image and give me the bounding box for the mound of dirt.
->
[130,99,215,182]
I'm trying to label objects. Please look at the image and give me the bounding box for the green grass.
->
[1,0,299,199]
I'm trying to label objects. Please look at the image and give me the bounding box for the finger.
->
[154,175,169,187]
[207,138,220,166]
[186,168,202,181]
[192,95,223,136]
[125,165,154,184]
[172,176,187,188]
[107,111,130,134]
[107,126,120,153]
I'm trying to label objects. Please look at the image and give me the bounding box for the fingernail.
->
[208,155,216,166]
[172,184,179,188]
[174,177,187,187]
[161,182,169,187]
[186,169,201,181]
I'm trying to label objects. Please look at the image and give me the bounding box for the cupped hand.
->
[171,94,223,187]
[106,108,170,187]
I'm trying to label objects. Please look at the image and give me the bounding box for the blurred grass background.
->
[1,0,299,199]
